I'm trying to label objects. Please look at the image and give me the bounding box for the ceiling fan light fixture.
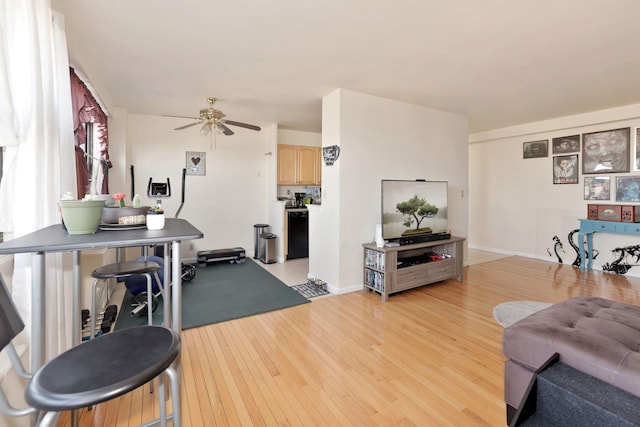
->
[200,123,211,135]
[175,97,261,138]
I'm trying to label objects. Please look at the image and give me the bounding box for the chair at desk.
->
[90,256,166,339]
[0,273,181,427]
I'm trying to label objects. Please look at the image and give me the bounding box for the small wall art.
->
[552,135,580,154]
[584,176,610,200]
[552,154,578,184]
[186,151,206,176]
[582,127,630,174]
[523,140,548,159]
[323,145,340,166]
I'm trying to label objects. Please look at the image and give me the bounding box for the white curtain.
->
[0,0,77,365]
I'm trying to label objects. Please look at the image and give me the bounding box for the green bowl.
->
[59,200,105,234]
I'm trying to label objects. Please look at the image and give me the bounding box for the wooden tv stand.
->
[362,237,464,301]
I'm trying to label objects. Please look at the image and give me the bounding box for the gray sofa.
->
[503,296,640,424]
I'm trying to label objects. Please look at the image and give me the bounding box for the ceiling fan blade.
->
[218,123,235,135]
[174,121,201,130]
[162,114,199,120]
[224,120,261,131]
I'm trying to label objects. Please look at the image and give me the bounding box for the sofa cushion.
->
[503,296,640,398]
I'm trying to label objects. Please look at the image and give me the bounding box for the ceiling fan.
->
[173,97,261,136]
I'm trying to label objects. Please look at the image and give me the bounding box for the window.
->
[81,122,106,195]
[70,68,110,198]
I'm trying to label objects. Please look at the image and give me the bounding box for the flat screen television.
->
[381,179,449,244]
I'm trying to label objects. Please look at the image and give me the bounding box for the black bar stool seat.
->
[92,260,161,279]
[25,326,180,413]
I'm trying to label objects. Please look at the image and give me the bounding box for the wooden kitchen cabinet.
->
[277,144,322,185]
[277,144,298,185]
[297,146,317,185]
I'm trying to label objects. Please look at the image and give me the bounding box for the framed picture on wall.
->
[523,140,548,159]
[185,151,206,176]
[552,135,580,154]
[552,154,579,184]
[584,176,610,200]
[616,176,640,202]
[582,127,630,174]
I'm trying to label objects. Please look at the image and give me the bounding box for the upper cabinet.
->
[278,144,322,186]
[277,144,298,184]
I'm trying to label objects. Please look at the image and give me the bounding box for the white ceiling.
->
[52,0,640,134]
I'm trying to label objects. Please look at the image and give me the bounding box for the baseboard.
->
[331,283,361,295]
[468,244,640,279]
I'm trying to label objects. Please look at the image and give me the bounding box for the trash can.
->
[259,233,276,264]
[253,224,269,259]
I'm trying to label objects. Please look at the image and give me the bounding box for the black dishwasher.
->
[287,210,309,259]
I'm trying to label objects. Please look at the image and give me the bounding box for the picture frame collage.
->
[523,127,640,202]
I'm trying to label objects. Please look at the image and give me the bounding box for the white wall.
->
[311,89,469,293]
[278,129,321,147]
[107,113,275,259]
[469,103,640,275]
[310,91,341,289]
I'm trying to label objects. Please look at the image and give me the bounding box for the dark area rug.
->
[115,259,309,330]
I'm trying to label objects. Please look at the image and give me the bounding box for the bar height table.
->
[0,218,203,425]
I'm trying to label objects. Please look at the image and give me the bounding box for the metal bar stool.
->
[90,259,166,340]
[0,274,181,427]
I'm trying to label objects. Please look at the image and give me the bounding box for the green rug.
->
[114,259,309,330]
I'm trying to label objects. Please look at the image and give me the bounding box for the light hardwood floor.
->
[57,255,640,426]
